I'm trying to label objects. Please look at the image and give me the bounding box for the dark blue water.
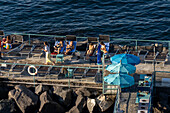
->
[0,0,169,40]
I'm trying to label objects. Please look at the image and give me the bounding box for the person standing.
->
[42,42,55,65]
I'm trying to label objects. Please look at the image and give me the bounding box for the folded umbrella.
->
[104,73,135,88]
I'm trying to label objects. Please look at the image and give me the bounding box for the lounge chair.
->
[48,66,61,75]
[1,35,23,56]
[128,46,139,56]
[19,44,35,57]
[53,37,65,54]
[99,35,110,57]
[0,31,5,38]
[31,45,44,58]
[73,68,86,79]
[144,51,159,64]
[155,52,169,66]
[84,37,98,60]
[37,66,50,76]
[85,69,98,77]
[109,44,120,56]
[64,35,77,55]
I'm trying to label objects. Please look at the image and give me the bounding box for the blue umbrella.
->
[110,54,140,65]
[104,74,135,88]
[106,62,136,74]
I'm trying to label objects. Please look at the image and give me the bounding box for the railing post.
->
[136,40,138,52]
[169,42,170,55]
[102,54,105,94]
[29,34,31,45]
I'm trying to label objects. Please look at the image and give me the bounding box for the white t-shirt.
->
[44,45,50,54]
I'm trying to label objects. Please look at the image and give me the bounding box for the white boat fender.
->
[28,65,37,75]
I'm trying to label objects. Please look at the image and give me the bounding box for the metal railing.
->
[4,32,170,54]
[113,87,121,113]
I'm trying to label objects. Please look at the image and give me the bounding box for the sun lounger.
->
[19,44,35,57]
[109,44,120,56]
[49,67,61,75]
[31,45,44,58]
[99,35,110,58]
[155,52,169,66]
[1,35,23,56]
[12,64,26,73]
[85,69,98,77]
[65,35,77,55]
[0,31,5,38]
[144,51,159,63]
[0,63,13,73]
[53,37,65,54]
[37,66,50,76]
[84,37,98,60]
[73,68,86,79]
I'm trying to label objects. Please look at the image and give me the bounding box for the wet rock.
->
[96,94,114,112]
[53,86,73,106]
[87,98,96,113]
[75,88,91,97]
[35,84,49,95]
[0,99,16,113]
[8,85,38,113]
[39,91,64,113]
[67,94,86,113]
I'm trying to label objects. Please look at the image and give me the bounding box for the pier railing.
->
[0,62,103,88]
[3,32,170,54]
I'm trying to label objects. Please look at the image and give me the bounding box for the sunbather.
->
[100,42,107,54]
[96,42,108,54]
[42,42,55,65]
[87,43,95,56]
[3,36,12,49]
[65,41,74,55]
[54,41,63,54]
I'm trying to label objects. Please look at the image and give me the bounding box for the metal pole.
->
[68,68,70,88]
[169,42,170,55]
[29,34,31,45]
[102,54,105,94]
[136,40,138,52]
[33,75,35,87]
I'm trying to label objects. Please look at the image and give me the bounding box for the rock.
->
[87,98,96,113]
[75,88,91,97]
[0,86,11,99]
[35,84,49,95]
[39,91,64,113]
[53,86,73,106]
[0,99,16,113]
[67,94,86,113]
[8,85,38,113]
[96,94,114,112]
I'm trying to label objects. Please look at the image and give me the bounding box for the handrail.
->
[10,32,170,43]
[0,62,103,69]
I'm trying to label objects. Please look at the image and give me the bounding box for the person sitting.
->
[1,38,6,47]
[100,42,107,54]
[65,41,74,55]
[3,36,12,49]
[87,43,95,56]
[54,41,63,54]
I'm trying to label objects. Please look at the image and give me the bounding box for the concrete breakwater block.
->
[35,84,50,95]
[0,99,16,113]
[67,94,86,113]
[96,94,114,112]
[39,91,65,113]
[52,86,73,107]
[8,85,38,113]
[87,98,96,113]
